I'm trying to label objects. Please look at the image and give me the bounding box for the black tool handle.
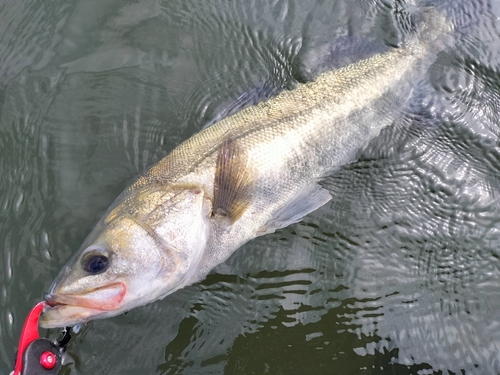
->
[22,338,62,375]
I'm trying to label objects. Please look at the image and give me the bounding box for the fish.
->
[40,7,451,328]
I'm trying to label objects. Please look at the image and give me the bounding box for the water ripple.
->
[2,1,500,374]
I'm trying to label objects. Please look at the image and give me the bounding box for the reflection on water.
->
[1,0,500,374]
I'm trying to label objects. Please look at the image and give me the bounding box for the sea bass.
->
[40,7,450,328]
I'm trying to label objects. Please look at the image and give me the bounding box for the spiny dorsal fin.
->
[213,139,255,225]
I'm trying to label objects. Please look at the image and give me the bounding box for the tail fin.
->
[405,0,497,38]
[401,6,454,54]
[417,7,453,44]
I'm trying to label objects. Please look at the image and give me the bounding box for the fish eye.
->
[81,247,110,274]
[83,254,109,274]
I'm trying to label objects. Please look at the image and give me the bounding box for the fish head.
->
[40,185,212,328]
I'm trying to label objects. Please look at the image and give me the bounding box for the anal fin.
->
[257,184,332,235]
[213,139,255,225]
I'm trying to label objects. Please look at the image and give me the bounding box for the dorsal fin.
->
[202,84,282,129]
[294,36,388,82]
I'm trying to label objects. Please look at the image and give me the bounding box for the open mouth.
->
[40,281,127,328]
[45,281,127,311]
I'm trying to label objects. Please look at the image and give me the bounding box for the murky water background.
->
[2,0,500,374]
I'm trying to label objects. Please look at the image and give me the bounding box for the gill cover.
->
[40,185,211,328]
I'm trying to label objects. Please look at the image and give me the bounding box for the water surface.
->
[1,0,500,374]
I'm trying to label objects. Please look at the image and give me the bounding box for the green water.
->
[2,0,500,374]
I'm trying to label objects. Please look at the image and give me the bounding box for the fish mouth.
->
[45,281,127,310]
[40,281,127,328]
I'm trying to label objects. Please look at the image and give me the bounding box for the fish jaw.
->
[40,281,127,328]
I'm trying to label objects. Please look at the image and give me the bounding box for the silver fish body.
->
[40,8,450,328]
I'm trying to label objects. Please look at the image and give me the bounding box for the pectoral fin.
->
[258,184,332,235]
[213,139,255,225]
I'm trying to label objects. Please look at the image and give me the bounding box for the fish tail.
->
[417,6,453,44]
[403,6,453,54]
